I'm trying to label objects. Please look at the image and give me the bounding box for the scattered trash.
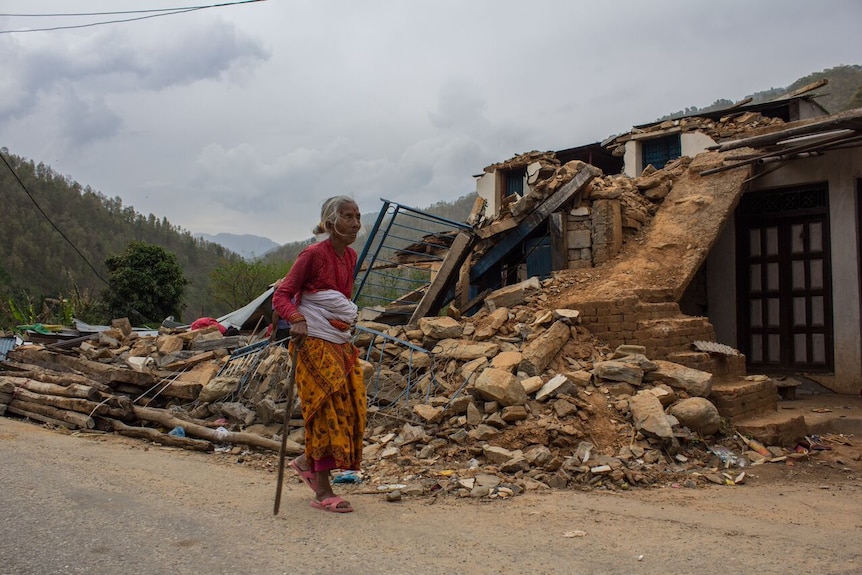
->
[333,470,362,484]
[575,441,594,464]
[214,426,229,441]
[800,435,833,451]
[168,426,186,437]
[709,445,744,468]
[736,432,771,457]
[563,530,587,538]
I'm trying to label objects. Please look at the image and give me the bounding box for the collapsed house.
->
[358,81,861,397]
[2,81,861,495]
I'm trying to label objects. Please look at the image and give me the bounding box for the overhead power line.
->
[0,150,110,286]
[0,0,266,34]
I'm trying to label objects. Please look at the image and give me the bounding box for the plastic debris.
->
[332,470,361,484]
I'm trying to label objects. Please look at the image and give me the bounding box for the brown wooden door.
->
[736,185,834,372]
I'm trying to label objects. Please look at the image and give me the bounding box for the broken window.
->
[503,168,526,198]
[641,134,681,170]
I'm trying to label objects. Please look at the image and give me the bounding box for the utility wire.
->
[0,1,261,17]
[0,0,266,34]
[0,150,110,286]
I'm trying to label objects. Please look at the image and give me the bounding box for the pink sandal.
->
[290,460,318,494]
[310,495,353,513]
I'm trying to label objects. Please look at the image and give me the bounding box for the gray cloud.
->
[2,0,861,245]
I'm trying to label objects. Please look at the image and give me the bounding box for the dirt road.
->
[2,416,861,575]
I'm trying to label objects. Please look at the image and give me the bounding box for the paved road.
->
[2,416,862,575]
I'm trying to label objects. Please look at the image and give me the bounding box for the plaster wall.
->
[797,100,828,120]
[681,132,717,158]
[476,173,498,216]
[623,140,638,177]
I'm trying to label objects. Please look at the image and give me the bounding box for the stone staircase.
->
[578,297,717,360]
[665,349,826,446]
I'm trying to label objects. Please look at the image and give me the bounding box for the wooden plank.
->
[475,217,518,239]
[702,132,862,176]
[11,387,134,420]
[0,365,112,392]
[1,376,101,401]
[5,405,78,429]
[470,164,601,281]
[20,348,159,387]
[713,108,862,152]
[8,398,95,429]
[408,230,475,327]
[549,211,566,271]
[132,405,301,454]
[111,420,213,451]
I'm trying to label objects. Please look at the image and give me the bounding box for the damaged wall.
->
[705,146,862,394]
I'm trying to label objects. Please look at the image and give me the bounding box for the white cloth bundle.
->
[298,289,358,344]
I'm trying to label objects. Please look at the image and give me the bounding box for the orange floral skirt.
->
[290,337,366,471]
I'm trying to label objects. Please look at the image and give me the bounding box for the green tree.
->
[210,260,291,310]
[847,85,862,110]
[103,241,188,325]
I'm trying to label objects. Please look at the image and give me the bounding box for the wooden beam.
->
[475,216,518,239]
[701,131,862,176]
[408,230,475,327]
[111,420,213,451]
[8,399,95,429]
[1,375,100,401]
[5,405,78,429]
[131,405,301,454]
[712,108,862,152]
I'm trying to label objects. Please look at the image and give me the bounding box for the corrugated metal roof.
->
[0,336,19,361]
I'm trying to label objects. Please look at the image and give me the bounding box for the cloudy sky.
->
[2,0,861,245]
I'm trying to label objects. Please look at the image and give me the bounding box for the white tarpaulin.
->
[216,286,275,330]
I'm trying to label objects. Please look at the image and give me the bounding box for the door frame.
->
[735,183,834,373]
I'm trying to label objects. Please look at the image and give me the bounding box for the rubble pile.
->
[352,284,804,497]
[0,280,814,499]
[605,111,786,157]
[0,130,826,496]
[0,322,304,456]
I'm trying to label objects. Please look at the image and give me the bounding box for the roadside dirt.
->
[3,412,861,575]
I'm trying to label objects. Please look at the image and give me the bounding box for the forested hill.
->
[0,151,243,325]
[657,64,862,121]
[260,193,479,266]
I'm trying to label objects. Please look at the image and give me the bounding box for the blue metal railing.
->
[353,199,472,320]
[353,324,442,410]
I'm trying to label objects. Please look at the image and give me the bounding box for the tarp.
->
[215,286,275,331]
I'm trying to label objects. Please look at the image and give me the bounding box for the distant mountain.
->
[195,233,280,260]
[260,194,480,265]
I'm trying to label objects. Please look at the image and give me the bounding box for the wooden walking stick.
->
[273,344,299,515]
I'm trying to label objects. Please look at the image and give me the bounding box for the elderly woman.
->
[273,196,366,513]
